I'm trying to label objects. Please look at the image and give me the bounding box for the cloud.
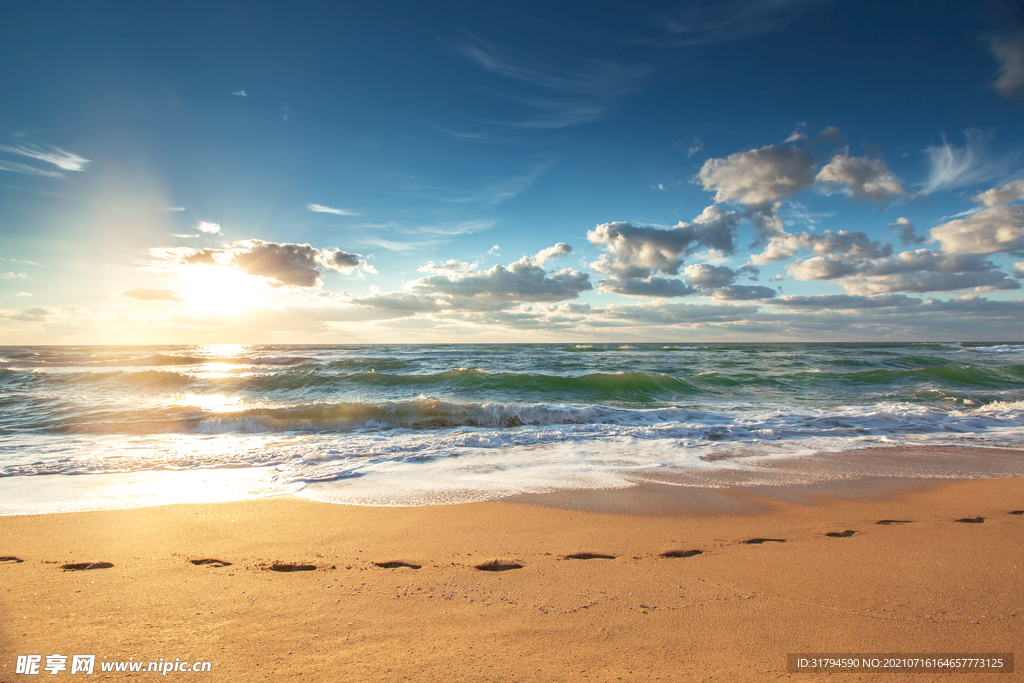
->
[197,221,221,234]
[750,229,892,265]
[308,203,360,216]
[1014,262,1024,278]
[0,160,64,177]
[120,288,184,302]
[0,142,91,172]
[3,272,27,279]
[891,217,926,245]
[348,256,591,311]
[815,152,910,205]
[698,145,817,210]
[990,29,1024,99]
[418,260,478,274]
[709,284,776,300]
[534,243,572,264]
[600,301,760,326]
[687,137,704,157]
[787,247,1020,295]
[156,240,374,287]
[597,276,697,298]
[683,263,735,287]
[2,307,52,322]
[458,35,648,129]
[768,293,920,310]
[657,0,824,46]
[930,179,1024,255]
[920,130,1016,193]
[811,126,842,144]
[232,90,249,97]
[164,206,186,212]
[588,207,741,279]
[488,245,500,255]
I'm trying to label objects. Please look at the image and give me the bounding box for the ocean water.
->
[1,342,1022,513]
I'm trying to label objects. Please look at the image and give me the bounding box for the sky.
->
[1,0,1023,344]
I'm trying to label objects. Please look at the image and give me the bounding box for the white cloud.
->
[0,160,64,177]
[488,245,500,255]
[232,90,249,97]
[3,272,27,279]
[687,137,704,157]
[815,152,910,205]
[750,229,892,265]
[308,203,360,216]
[698,144,817,210]
[658,0,824,46]
[930,179,1024,255]
[683,263,735,287]
[990,29,1024,99]
[534,243,572,264]
[920,130,1016,193]
[0,142,91,172]
[164,206,186,212]
[197,221,222,234]
[418,260,478,274]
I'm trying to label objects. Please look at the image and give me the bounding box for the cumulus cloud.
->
[930,179,1024,255]
[308,203,359,216]
[750,229,892,265]
[990,29,1024,99]
[683,263,736,287]
[600,301,760,326]
[588,207,740,279]
[155,240,373,287]
[534,243,572,264]
[596,276,697,298]
[0,142,91,172]
[787,247,1019,294]
[698,145,817,211]
[1014,262,1024,278]
[815,153,910,205]
[891,217,926,245]
[197,221,221,234]
[709,284,776,300]
[120,288,184,302]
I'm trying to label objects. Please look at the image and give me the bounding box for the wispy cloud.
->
[430,166,550,205]
[654,0,825,46]
[458,35,650,129]
[0,160,63,177]
[308,203,360,216]
[164,206,186,212]
[920,130,1017,193]
[232,90,250,97]
[0,142,90,172]
[989,29,1024,100]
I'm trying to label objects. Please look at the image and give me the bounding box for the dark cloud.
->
[891,217,926,246]
[768,294,920,310]
[231,241,324,287]
[596,276,697,298]
[709,284,776,300]
[990,29,1024,99]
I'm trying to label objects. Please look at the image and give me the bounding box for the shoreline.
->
[2,472,1023,681]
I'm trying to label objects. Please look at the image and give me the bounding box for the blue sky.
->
[2,0,1023,343]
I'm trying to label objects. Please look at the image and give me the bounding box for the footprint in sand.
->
[660,550,703,558]
[267,563,317,572]
[955,517,984,524]
[374,561,422,569]
[61,562,114,571]
[474,560,523,572]
[190,558,232,567]
[876,520,913,525]
[1,556,24,563]
[741,538,785,545]
[825,530,857,538]
[562,553,616,560]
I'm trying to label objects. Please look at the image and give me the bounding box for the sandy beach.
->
[2,457,1022,682]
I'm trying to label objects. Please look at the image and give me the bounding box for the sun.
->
[179,265,271,315]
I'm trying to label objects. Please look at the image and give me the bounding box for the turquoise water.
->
[1,342,1022,511]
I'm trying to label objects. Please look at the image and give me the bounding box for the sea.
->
[1,342,1022,514]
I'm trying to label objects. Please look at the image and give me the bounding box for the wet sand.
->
[1,475,1022,681]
